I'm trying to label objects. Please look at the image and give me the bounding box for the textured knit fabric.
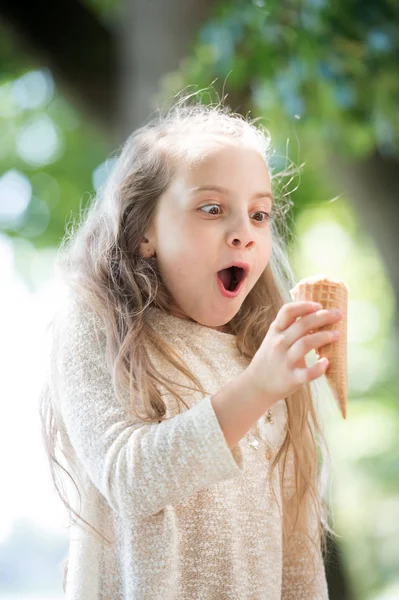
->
[48,290,329,599]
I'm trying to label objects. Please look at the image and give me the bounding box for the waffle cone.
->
[289,274,348,420]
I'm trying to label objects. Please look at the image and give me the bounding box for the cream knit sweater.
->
[49,291,329,599]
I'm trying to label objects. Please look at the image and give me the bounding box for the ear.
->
[139,237,156,258]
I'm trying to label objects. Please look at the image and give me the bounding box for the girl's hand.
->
[246,301,342,407]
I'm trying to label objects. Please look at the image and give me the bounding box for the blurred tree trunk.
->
[117,0,216,138]
[329,151,399,333]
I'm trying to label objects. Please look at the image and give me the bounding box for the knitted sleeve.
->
[52,294,244,523]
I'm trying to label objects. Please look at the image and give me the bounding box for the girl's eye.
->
[199,204,222,215]
[252,211,272,223]
[199,204,272,223]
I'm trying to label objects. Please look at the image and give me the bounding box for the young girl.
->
[40,95,342,599]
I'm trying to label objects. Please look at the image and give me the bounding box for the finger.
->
[274,301,322,333]
[288,330,339,365]
[293,357,329,385]
[284,308,341,349]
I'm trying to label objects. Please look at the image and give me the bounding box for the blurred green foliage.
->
[0,25,109,250]
[163,0,399,156]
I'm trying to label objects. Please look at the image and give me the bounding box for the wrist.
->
[240,366,276,413]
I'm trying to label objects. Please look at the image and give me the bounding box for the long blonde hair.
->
[39,92,337,590]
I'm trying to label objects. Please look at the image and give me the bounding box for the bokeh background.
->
[1,0,399,598]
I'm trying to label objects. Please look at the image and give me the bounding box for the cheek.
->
[255,238,272,273]
[263,232,272,254]
[266,238,273,260]
[161,224,210,264]
[156,226,184,259]
[157,241,197,280]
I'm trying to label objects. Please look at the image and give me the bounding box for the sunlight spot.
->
[12,68,54,110]
[16,115,63,167]
[92,157,118,192]
[302,221,353,268]
[348,300,381,343]
[0,170,32,226]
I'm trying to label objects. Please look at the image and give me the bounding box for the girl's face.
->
[143,135,273,332]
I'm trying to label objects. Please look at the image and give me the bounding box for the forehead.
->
[173,133,271,186]
[177,132,262,162]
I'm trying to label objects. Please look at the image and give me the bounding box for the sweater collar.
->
[146,305,238,349]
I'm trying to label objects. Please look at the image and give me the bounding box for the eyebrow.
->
[190,185,274,203]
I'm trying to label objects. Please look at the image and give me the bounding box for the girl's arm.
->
[52,295,245,523]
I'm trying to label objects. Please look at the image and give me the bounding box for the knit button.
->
[265,448,273,460]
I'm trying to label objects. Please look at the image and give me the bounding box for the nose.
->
[227,217,255,249]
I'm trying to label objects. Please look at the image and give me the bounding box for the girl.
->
[40,95,342,599]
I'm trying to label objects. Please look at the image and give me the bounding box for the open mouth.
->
[217,266,246,292]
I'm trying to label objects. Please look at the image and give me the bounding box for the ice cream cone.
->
[289,274,348,419]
